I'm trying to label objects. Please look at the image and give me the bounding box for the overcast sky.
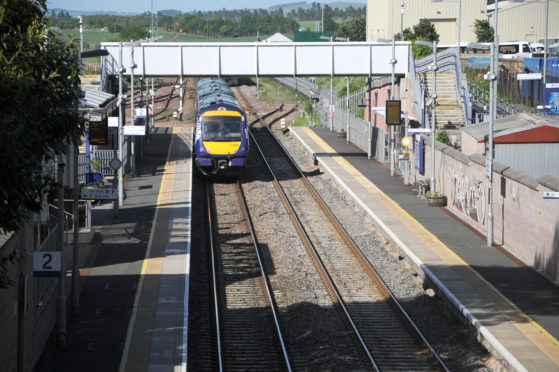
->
[46,0,365,13]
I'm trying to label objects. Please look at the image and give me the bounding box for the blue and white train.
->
[194,78,249,176]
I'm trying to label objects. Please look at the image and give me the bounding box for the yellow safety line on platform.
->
[140,130,176,276]
[119,128,177,372]
[302,127,559,363]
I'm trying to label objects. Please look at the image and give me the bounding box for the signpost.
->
[385,100,402,126]
[89,118,108,145]
[123,125,146,136]
[34,251,61,277]
[80,187,118,200]
[517,73,542,81]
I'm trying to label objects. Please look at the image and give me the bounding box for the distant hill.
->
[269,1,366,10]
[50,1,367,17]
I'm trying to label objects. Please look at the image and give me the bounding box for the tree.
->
[0,0,84,287]
[474,19,494,42]
[335,18,366,41]
[119,25,149,41]
[413,18,439,42]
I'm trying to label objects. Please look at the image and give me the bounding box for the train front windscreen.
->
[202,113,243,141]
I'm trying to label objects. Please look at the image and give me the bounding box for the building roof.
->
[462,113,559,143]
[79,87,116,109]
[78,87,117,120]
[264,33,292,43]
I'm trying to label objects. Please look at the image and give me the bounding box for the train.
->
[193,78,249,176]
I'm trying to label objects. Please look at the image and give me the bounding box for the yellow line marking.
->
[140,128,176,276]
[302,127,559,362]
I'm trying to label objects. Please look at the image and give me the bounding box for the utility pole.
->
[130,45,136,176]
[118,42,124,207]
[390,39,397,176]
[56,154,66,347]
[150,0,158,37]
[431,41,438,192]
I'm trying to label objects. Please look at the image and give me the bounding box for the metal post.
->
[486,42,496,248]
[179,77,184,121]
[544,0,549,108]
[346,77,350,143]
[118,42,124,207]
[72,142,79,311]
[130,45,135,176]
[457,0,462,53]
[78,16,83,53]
[400,1,404,39]
[57,154,66,347]
[330,76,333,131]
[390,39,396,177]
[368,77,372,159]
[431,40,438,193]
[151,78,155,131]
[322,1,324,32]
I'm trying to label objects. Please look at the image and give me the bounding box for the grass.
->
[52,28,288,45]
[253,77,308,104]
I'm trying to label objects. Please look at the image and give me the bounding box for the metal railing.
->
[276,77,387,161]
[468,81,524,118]
[79,149,117,183]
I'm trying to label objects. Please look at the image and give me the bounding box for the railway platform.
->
[289,126,559,372]
[35,127,193,372]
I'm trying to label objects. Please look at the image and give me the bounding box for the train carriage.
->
[194,78,249,176]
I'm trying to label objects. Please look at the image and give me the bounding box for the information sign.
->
[543,192,559,199]
[385,100,401,125]
[123,125,146,136]
[517,73,542,81]
[80,187,117,200]
[33,251,61,277]
[401,136,412,147]
[108,116,119,127]
[89,119,108,145]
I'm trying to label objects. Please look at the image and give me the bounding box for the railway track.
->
[205,180,291,371]
[237,88,449,371]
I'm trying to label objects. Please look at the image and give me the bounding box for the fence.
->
[79,148,118,184]
[276,77,388,161]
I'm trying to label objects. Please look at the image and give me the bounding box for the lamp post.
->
[416,40,437,191]
[400,1,404,40]
[390,39,397,177]
[468,41,495,248]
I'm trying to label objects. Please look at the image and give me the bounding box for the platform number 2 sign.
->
[33,251,61,277]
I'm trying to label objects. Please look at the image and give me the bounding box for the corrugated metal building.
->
[488,0,559,42]
[367,0,559,45]
[461,113,559,178]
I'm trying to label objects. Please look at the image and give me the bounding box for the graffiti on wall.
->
[451,168,486,225]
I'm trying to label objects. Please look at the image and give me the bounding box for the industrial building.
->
[367,0,559,45]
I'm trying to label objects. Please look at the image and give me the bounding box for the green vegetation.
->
[255,78,307,104]
[335,17,366,41]
[474,19,494,42]
[437,131,453,146]
[315,76,367,96]
[1,0,83,286]
[393,19,440,59]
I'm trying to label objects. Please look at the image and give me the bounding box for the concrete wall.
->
[409,137,559,284]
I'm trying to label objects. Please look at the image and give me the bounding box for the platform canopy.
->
[101,41,411,78]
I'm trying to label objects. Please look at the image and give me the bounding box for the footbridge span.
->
[100,41,411,78]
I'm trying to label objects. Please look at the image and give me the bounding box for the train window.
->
[202,116,242,141]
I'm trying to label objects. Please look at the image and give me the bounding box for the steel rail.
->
[264,122,450,371]
[235,181,293,372]
[247,113,380,372]
[205,181,223,372]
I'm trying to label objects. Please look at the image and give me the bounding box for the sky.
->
[46,0,365,13]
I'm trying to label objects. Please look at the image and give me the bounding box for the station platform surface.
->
[35,127,193,372]
[290,126,559,372]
